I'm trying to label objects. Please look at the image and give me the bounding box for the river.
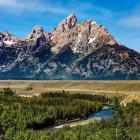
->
[50,106,113,130]
[88,106,112,120]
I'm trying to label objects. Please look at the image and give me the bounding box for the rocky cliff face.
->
[0,14,139,80]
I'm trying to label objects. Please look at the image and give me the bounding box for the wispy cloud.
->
[0,0,113,19]
[0,0,69,14]
[0,0,24,8]
[118,7,140,28]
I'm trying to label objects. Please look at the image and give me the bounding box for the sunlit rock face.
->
[51,14,116,55]
[0,14,139,80]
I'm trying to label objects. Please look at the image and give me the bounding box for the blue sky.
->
[0,0,140,52]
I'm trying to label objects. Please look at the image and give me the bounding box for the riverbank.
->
[49,106,112,130]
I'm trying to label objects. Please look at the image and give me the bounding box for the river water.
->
[88,106,113,120]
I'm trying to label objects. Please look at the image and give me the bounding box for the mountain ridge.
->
[0,14,140,80]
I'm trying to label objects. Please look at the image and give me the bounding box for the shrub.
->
[26,87,33,91]
[2,88,15,96]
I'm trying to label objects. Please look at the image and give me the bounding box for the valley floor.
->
[0,80,139,97]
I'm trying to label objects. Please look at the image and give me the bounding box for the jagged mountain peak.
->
[51,14,117,54]
[0,31,15,39]
[0,14,139,80]
[63,13,77,22]
[0,31,20,46]
[32,25,44,33]
[57,13,77,32]
[26,25,45,40]
[1,31,10,36]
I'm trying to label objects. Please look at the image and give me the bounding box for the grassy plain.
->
[0,80,139,98]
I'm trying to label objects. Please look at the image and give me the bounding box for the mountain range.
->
[0,14,140,80]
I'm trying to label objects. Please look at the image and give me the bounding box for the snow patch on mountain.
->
[3,40,15,46]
